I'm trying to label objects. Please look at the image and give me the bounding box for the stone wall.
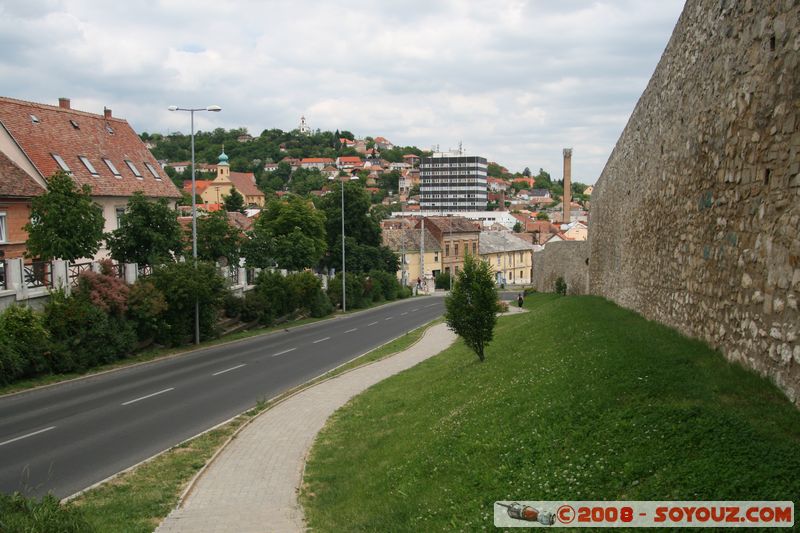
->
[589,0,800,405]
[532,241,589,295]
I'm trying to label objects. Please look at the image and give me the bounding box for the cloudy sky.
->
[0,0,685,184]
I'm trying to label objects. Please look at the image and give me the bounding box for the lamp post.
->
[167,104,222,344]
[329,175,359,312]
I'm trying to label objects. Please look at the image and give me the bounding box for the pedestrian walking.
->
[517,293,524,308]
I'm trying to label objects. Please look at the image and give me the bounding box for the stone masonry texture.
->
[589,0,800,405]
[532,241,589,295]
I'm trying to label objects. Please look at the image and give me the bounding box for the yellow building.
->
[479,231,535,286]
[200,150,265,207]
[381,227,442,286]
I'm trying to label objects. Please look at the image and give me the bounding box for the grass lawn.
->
[62,319,438,533]
[301,294,800,532]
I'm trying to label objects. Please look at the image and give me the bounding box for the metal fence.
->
[0,261,5,290]
[23,261,52,289]
[137,264,153,278]
[68,261,94,286]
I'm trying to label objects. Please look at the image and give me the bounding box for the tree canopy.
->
[25,172,105,261]
[197,210,241,265]
[107,192,184,266]
[223,186,245,213]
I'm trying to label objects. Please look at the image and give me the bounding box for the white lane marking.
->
[212,364,246,376]
[0,426,56,447]
[368,321,378,326]
[401,312,408,316]
[122,388,174,406]
[271,347,296,357]
[385,317,393,321]
[412,308,419,312]
[345,328,358,333]
[313,337,330,344]
[425,304,437,308]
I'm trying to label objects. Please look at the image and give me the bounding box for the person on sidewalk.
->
[517,293,524,308]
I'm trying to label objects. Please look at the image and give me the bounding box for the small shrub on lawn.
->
[555,276,567,295]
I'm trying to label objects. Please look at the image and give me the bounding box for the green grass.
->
[62,319,439,533]
[301,294,800,532]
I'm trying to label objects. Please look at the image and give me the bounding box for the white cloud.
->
[0,0,686,183]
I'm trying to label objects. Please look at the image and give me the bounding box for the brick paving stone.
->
[156,322,457,533]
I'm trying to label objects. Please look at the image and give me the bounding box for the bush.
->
[146,261,227,346]
[369,270,400,301]
[0,305,52,377]
[435,272,451,290]
[0,493,95,533]
[555,276,567,295]
[0,340,23,385]
[327,272,369,310]
[287,272,332,318]
[253,270,294,321]
[44,290,136,372]
[240,290,271,324]
[127,280,168,342]
[223,292,244,318]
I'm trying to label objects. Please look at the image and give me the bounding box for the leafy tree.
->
[536,212,550,221]
[244,196,326,271]
[513,222,523,233]
[197,210,241,265]
[444,255,500,362]
[289,168,326,196]
[25,172,105,261]
[107,192,184,266]
[522,167,531,177]
[224,186,245,212]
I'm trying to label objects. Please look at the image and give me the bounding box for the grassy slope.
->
[302,294,800,532]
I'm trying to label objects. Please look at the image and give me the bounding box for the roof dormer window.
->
[125,159,143,179]
[52,153,71,173]
[30,114,40,124]
[70,119,80,129]
[145,162,161,180]
[78,156,99,176]
[103,158,121,177]
[106,124,114,134]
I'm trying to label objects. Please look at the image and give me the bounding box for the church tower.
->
[217,147,230,179]
[299,115,311,135]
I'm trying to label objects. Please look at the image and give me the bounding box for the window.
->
[79,156,98,175]
[125,160,142,178]
[52,153,71,173]
[69,119,80,129]
[30,114,40,124]
[103,158,121,177]
[106,124,114,134]
[0,212,6,242]
[472,242,476,255]
[115,207,126,229]
[145,162,161,180]
[445,244,450,257]
[454,243,459,256]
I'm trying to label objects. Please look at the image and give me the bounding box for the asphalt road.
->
[0,295,445,499]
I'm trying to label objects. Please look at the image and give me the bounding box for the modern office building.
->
[420,152,488,211]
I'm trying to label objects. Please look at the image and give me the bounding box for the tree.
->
[522,167,531,177]
[107,191,184,266]
[224,186,245,212]
[444,255,500,362]
[197,210,241,265]
[513,222,523,233]
[25,172,105,261]
[244,195,327,271]
[536,212,550,221]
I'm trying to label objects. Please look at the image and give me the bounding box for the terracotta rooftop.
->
[228,172,263,197]
[0,96,180,198]
[382,228,441,253]
[0,150,45,197]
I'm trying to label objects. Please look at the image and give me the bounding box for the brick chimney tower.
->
[562,148,572,224]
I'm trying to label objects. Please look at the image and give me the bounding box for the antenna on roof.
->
[458,140,463,155]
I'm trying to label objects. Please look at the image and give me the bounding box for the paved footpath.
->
[155,322,458,533]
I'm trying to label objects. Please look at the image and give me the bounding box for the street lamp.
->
[167,105,222,344]
[328,175,359,312]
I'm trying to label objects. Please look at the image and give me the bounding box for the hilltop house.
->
[0,96,181,259]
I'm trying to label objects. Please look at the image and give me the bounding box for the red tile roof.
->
[0,151,45,197]
[301,157,335,164]
[0,96,180,198]
[337,156,362,164]
[228,171,263,198]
